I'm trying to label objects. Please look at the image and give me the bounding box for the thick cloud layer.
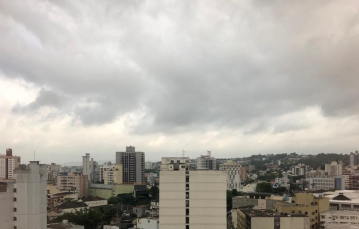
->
[0,0,358,162]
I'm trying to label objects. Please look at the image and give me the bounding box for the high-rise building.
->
[0,161,47,229]
[89,158,100,182]
[350,151,359,167]
[159,157,227,229]
[219,160,242,191]
[145,161,154,170]
[116,146,145,184]
[196,151,217,170]
[325,161,343,176]
[103,164,123,185]
[82,153,90,180]
[0,148,21,180]
[291,164,307,176]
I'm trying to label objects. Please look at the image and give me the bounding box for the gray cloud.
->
[0,0,359,134]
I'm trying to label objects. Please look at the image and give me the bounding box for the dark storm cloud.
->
[0,0,359,132]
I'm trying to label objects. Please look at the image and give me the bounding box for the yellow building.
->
[276,193,329,229]
[103,164,123,185]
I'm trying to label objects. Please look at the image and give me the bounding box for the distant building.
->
[307,177,336,191]
[350,151,359,167]
[196,151,217,170]
[240,166,247,181]
[276,193,329,229]
[103,164,123,185]
[47,220,84,229]
[89,183,147,199]
[291,164,306,176]
[232,193,287,211]
[219,160,242,191]
[0,148,21,180]
[89,157,100,183]
[47,163,61,181]
[321,210,359,227]
[137,217,159,229]
[145,161,154,170]
[159,157,227,229]
[325,161,343,176]
[0,161,47,229]
[82,153,90,180]
[56,173,88,198]
[236,209,310,229]
[116,146,145,184]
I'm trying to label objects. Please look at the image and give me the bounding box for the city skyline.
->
[1,1,359,164]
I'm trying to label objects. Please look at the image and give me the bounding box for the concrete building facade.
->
[219,160,241,191]
[0,161,47,229]
[321,210,359,227]
[159,157,227,229]
[196,151,217,170]
[0,148,21,180]
[276,193,329,229]
[82,153,90,180]
[116,146,145,184]
[325,161,343,176]
[103,164,123,185]
[56,173,88,198]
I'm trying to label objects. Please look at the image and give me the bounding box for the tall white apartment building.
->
[159,157,226,229]
[219,160,241,191]
[0,148,21,180]
[325,161,343,176]
[196,151,217,170]
[307,177,336,190]
[0,161,47,229]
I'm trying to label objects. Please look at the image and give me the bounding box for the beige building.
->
[56,173,88,198]
[219,160,242,191]
[276,193,329,229]
[0,148,21,180]
[321,210,359,227]
[103,164,123,184]
[159,157,227,229]
[0,161,48,229]
[237,209,310,229]
[325,161,343,176]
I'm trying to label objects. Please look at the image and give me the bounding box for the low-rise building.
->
[81,196,107,207]
[276,193,329,229]
[89,183,147,199]
[137,217,159,229]
[233,193,287,211]
[47,220,84,229]
[57,202,88,214]
[237,209,310,229]
[320,210,359,227]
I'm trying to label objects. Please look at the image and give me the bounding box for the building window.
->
[186,176,189,182]
[186,200,189,207]
[186,226,189,229]
[13,188,17,193]
[305,212,308,215]
[186,217,189,224]
[13,198,17,202]
[186,208,189,215]
[13,208,16,212]
[186,192,189,199]
[13,217,17,221]
[186,184,189,190]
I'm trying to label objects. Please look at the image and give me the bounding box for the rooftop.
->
[57,202,88,209]
[322,210,359,216]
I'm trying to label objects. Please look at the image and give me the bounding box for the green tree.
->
[101,206,117,224]
[108,196,119,205]
[226,190,233,211]
[136,196,149,206]
[273,186,287,194]
[118,194,136,205]
[55,209,103,229]
[149,182,159,201]
[255,182,273,193]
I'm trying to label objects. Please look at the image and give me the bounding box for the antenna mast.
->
[182,150,186,158]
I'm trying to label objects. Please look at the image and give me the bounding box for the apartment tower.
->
[116,146,145,183]
[159,157,226,229]
[0,161,47,229]
[0,148,21,180]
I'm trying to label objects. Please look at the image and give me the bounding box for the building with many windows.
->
[320,210,359,227]
[196,151,217,170]
[0,161,47,229]
[159,157,227,229]
[56,173,88,198]
[219,160,241,191]
[103,164,123,185]
[0,148,21,180]
[116,146,145,184]
[276,193,329,229]
[325,161,343,176]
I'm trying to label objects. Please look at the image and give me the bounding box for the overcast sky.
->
[1,0,359,164]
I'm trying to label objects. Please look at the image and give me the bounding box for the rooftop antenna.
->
[34,151,35,161]
[182,150,186,158]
